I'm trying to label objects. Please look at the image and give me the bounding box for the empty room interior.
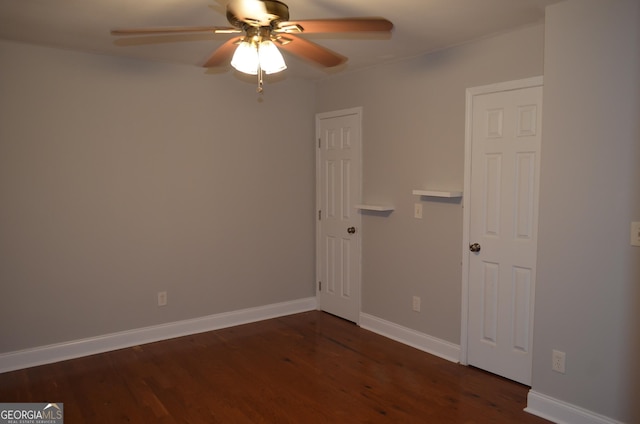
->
[0,0,638,423]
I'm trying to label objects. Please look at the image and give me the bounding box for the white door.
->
[464,79,542,385]
[316,108,362,323]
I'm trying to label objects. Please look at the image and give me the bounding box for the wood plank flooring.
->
[0,311,550,423]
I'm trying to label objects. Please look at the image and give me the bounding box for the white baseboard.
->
[525,390,625,424]
[359,313,460,363]
[0,297,318,374]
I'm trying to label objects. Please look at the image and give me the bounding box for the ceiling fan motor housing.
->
[227,0,290,29]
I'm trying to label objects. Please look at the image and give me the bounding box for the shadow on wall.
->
[629,55,640,420]
[631,36,640,419]
[632,274,640,422]
[629,177,640,420]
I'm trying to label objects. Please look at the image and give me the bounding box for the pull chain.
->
[257,66,264,94]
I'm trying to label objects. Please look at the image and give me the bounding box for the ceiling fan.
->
[111,0,393,92]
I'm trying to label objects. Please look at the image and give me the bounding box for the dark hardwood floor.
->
[0,311,550,423]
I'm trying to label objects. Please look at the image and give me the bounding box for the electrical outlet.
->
[157,291,167,307]
[631,222,640,247]
[552,350,566,374]
[414,203,423,219]
[412,296,421,312]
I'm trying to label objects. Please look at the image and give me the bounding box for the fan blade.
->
[111,26,239,36]
[276,34,346,68]
[202,37,242,68]
[277,18,393,34]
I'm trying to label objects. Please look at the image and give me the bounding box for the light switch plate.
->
[414,203,423,219]
[631,222,640,247]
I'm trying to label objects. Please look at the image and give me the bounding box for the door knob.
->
[347,227,356,234]
[469,243,481,253]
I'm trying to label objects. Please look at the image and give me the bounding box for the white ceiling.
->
[0,0,563,79]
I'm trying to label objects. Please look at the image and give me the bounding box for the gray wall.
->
[532,0,640,422]
[0,40,317,353]
[316,24,545,344]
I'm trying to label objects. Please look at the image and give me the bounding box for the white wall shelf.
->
[355,204,395,212]
[412,189,463,198]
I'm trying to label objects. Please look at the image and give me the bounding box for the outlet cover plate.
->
[157,291,167,307]
[412,296,421,312]
[631,222,640,247]
[552,349,566,374]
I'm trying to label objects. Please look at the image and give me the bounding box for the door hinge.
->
[318,138,321,148]
[318,281,322,291]
[318,210,322,220]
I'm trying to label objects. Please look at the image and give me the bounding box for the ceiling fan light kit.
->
[111,0,393,92]
[230,26,287,76]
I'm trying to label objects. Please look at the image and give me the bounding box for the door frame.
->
[460,76,543,365]
[315,107,363,323]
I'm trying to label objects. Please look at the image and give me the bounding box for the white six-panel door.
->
[316,108,362,323]
[465,80,542,385]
